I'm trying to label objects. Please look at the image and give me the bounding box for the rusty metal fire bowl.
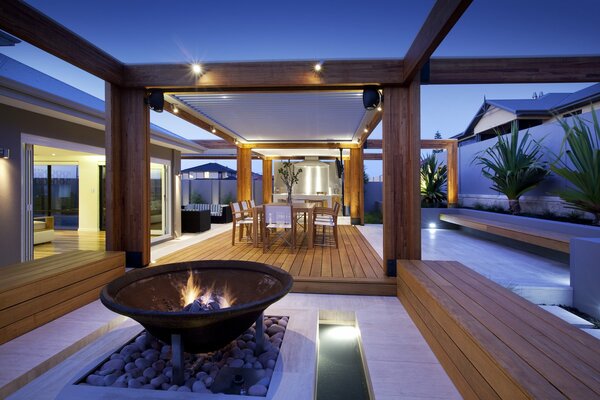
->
[100,260,293,354]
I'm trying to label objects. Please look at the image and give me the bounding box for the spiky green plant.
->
[420,153,448,206]
[550,111,600,225]
[473,122,548,214]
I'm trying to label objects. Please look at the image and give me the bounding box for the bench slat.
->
[0,266,123,329]
[425,260,600,396]
[398,279,501,399]
[440,214,571,253]
[438,260,600,359]
[0,254,125,309]
[400,260,567,400]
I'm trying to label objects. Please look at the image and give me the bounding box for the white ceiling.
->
[254,149,349,158]
[169,91,376,144]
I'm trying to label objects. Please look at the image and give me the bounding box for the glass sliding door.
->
[150,161,170,239]
[33,164,79,230]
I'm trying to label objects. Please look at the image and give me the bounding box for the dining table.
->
[251,203,317,249]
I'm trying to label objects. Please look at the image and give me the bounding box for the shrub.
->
[473,122,548,214]
[420,153,448,207]
[550,111,600,225]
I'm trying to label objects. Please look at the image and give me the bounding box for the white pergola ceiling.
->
[168,91,376,144]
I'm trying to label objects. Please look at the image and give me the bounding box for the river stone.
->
[143,367,157,380]
[134,358,150,370]
[152,360,165,372]
[101,358,124,372]
[127,379,142,389]
[264,319,273,327]
[254,361,264,369]
[124,362,136,372]
[192,380,207,393]
[266,359,276,369]
[120,344,139,358]
[242,333,254,341]
[277,319,288,327]
[229,359,244,368]
[135,335,149,351]
[85,374,104,386]
[203,376,214,387]
[266,324,285,335]
[168,385,179,391]
[103,373,119,386]
[178,385,192,392]
[150,374,167,388]
[258,351,277,366]
[248,384,268,396]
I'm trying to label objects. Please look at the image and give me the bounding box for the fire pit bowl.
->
[100,260,293,353]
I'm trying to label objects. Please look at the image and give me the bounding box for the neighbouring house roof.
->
[0,54,205,154]
[182,163,263,180]
[182,162,237,174]
[454,83,600,141]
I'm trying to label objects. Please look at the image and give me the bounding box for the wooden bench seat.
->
[0,250,125,344]
[397,260,600,400]
[440,213,572,253]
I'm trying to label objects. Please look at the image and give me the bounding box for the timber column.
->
[447,140,458,207]
[105,83,150,267]
[350,147,364,225]
[262,158,272,204]
[382,78,421,276]
[237,147,252,201]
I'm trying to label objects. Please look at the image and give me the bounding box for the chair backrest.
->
[250,199,256,207]
[333,201,341,216]
[264,204,292,226]
[241,201,249,210]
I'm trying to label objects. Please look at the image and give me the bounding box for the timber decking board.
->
[156,225,394,295]
[397,259,600,400]
[440,213,571,253]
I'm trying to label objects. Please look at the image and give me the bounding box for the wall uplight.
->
[192,64,202,75]
[0,148,10,159]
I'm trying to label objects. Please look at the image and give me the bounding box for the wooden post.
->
[350,147,364,225]
[343,159,351,214]
[262,158,272,204]
[173,150,182,238]
[447,140,458,207]
[237,147,252,201]
[105,83,150,267]
[383,79,421,276]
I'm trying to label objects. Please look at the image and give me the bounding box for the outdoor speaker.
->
[362,86,381,110]
[147,90,164,113]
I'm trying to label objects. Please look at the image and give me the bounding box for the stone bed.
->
[80,315,288,396]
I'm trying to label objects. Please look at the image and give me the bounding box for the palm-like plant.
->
[550,111,600,225]
[420,153,448,206]
[473,122,548,214]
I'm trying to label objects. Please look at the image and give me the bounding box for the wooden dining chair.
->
[230,201,254,245]
[313,201,341,248]
[262,204,295,253]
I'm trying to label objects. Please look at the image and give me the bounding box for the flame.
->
[180,271,201,307]
[179,270,236,309]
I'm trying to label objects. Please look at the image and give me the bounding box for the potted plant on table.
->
[278,161,303,204]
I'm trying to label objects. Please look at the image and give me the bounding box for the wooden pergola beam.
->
[125,60,404,89]
[403,0,473,83]
[0,0,124,85]
[428,56,600,84]
[164,103,234,143]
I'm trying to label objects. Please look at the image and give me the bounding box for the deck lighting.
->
[0,148,9,159]
[429,222,437,229]
[192,64,202,75]
[325,325,359,341]
[314,62,322,72]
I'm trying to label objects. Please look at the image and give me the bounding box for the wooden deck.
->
[34,231,106,259]
[156,225,396,295]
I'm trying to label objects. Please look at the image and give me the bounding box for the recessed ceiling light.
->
[211,127,217,133]
[51,153,56,156]
[192,64,202,75]
[363,128,369,133]
[172,105,179,114]
[377,106,382,112]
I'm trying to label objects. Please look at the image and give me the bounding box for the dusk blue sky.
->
[2,0,599,176]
